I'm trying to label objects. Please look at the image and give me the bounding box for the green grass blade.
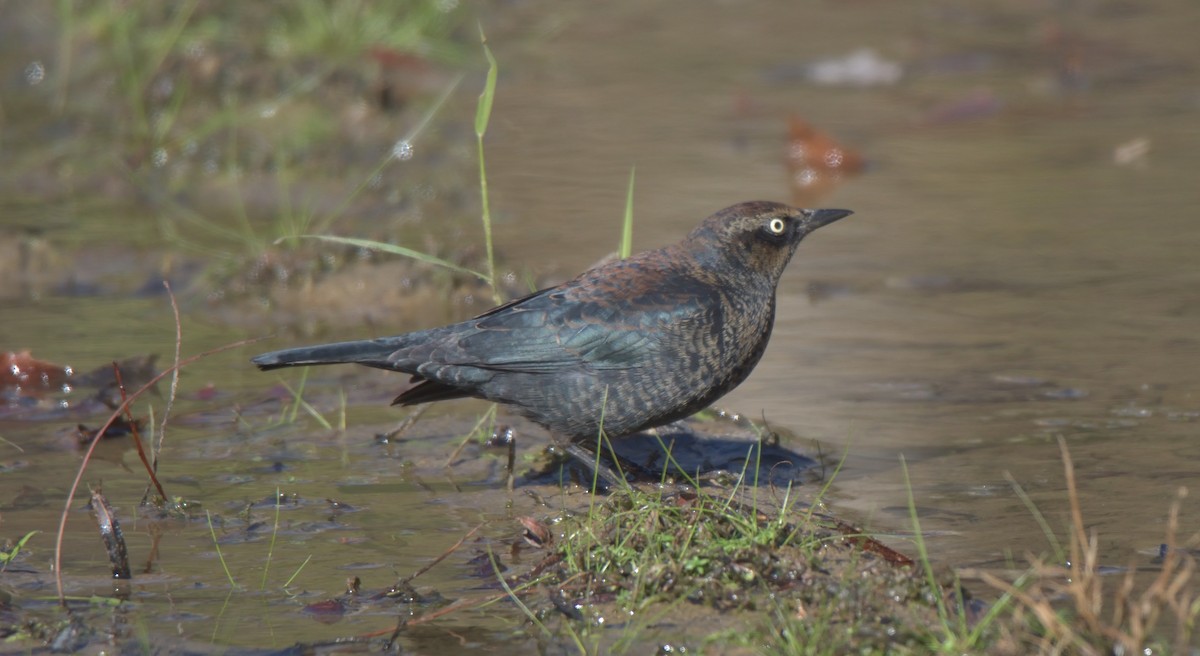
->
[259,487,282,590]
[206,510,238,589]
[901,456,950,627]
[621,166,636,258]
[283,554,312,588]
[474,27,498,138]
[293,234,489,283]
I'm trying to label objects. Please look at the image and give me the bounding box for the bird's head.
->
[687,201,852,283]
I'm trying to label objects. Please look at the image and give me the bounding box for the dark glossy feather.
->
[252,202,851,445]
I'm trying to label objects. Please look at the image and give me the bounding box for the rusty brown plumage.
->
[252,201,851,450]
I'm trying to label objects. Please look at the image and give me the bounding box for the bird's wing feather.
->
[448,278,707,374]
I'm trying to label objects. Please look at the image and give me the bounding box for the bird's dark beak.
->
[803,208,853,232]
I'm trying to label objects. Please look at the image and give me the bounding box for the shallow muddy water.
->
[478,0,1200,573]
[1,0,1199,651]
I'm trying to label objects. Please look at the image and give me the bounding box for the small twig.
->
[379,572,564,638]
[113,363,168,503]
[444,404,495,467]
[1058,437,1097,625]
[376,405,428,443]
[400,523,484,585]
[370,589,511,640]
[155,280,183,472]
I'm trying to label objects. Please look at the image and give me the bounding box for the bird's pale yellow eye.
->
[767,217,786,234]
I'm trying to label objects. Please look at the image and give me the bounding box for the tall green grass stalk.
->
[475,27,501,304]
[1004,470,1066,560]
[902,456,1006,651]
[901,457,949,624]
[54,0,74,113]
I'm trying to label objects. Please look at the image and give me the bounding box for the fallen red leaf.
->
[0,350,71,391]
[785,115,865,206]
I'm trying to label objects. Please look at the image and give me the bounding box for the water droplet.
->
[24,61,44,85]
[152,76,174,99]
[793,168,819,187]
[153,148,169,168]
[392,140,414,161]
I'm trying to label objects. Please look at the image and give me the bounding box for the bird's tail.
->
[252,338,406,371]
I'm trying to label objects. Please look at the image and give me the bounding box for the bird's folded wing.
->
[450,289,705,373]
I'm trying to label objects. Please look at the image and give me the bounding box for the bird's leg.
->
[560,440,662,490]
[375,405,429,445]
[505,437,516,492]
[485,426,517,492]
[561,442,625,492]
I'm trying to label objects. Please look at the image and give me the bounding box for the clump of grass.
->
[266,0,464,62]
[900,456,1016,654]
[563,488,814,609]
[514,467,959,653]
[494,436,1198,653]
[983,438,1199,655]
[47,1,473,288]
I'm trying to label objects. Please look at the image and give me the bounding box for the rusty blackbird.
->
[252,201,851,453]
